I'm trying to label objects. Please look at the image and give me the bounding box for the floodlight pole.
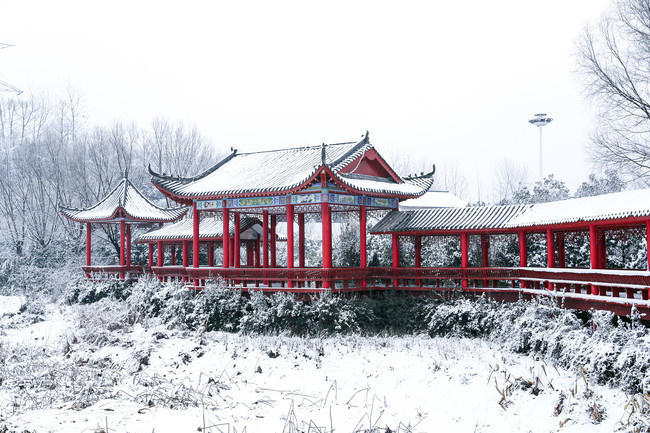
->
[528,113,553,182]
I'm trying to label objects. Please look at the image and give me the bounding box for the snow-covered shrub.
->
[362,291,429,334]
[425,297,498,337]
[190,280,246,332]
[66,277,133,304]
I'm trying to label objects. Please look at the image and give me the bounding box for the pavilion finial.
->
[362,130,369,144]
[321,142,326,166]
[123,167,129,180]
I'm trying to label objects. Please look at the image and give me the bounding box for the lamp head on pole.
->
[529,113,553,127]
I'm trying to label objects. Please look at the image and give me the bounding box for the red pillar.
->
[222,204,230,269]
[246,242,252,266]
[270,214,277,268]
[392,234,400,287]
[207,241,214,267]
[298,213,305,268]
[518,230,527,289]
[460,232,469,288]
[119,220,126,267]
[193,202,200,268]
[126,225,132,267]
[360,204,367,268]
[234,213,241,268]
[182,240,189,267]
[229,238,235,267]
[557,233,566,268]
[414,235,422,287]
[481,234,489,288]
[170,245,176,266]
[85,222,91,266]
[148,243,154,267]
[157,240,164,267]
[255,238,261,268]
[598,231,607,269]
[263,211,269,269]
[647,221,650,271]
[589,224,599,295]
[287,204,294,288]
[546,228,555,290]
[322,202,332,289]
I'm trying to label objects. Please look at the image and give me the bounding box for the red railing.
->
[82,265,151,280]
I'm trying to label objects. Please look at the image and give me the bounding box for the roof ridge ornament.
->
[321,142,326,166]
[362,130,369,144]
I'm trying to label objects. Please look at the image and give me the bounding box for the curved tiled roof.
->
[505,189,650,228]
[150,134,435,201]
[60,178,187,223]
[371,189,650,233]
[371,204,532,233]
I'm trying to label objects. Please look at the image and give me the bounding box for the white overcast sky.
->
[0,0,612,202]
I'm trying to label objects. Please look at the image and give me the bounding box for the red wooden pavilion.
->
[60,177,187,278]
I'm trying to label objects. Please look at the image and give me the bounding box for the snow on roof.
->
[372,188,650,233]
[505,188,650,227]
[60,178,187,223]
[371,204,532,233]
[150,135,434,200]
[399,191,468,210]
[139,216,286,242]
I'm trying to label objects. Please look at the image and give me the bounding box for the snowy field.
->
[0,297,643,433]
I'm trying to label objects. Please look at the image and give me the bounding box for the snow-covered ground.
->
[0,297,641,432]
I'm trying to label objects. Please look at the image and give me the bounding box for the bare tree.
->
[493,159,529,204]
[437,162,469,200]
[577,0,650,183]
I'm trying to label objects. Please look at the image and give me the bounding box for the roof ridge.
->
[235,141,358,156]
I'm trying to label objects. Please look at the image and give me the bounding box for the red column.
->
[287,204,294,288]
[255,238,261,268]
[598,231,607,269]
[321,203,332,289]
[234,213,241,268]
[589,224,599,295]
[647,221,650,271]
[193,202,200,268]
[85,222,91,266]
[182,240,189,267]
[170,245,176,266]
[460,232,469,288]
[246,242,252,266]
[126,225,132,267]
[157,240,164,267]
[557,233,566,268]
[414,235,422,287]
[480,234,489,287]
[148,243,154,267]
[222,204,230,269]
[229,238,235,267]
[546,228,555,290]
[270,214,277,268]
[298,213,305,268]
[518,230,527,289]
[120,220,126,267]
[207,241,214,267]
[392,234,400,287]
[360,204,367,268]
[263,211,269,269]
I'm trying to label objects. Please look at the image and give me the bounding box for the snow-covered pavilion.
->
[60,177,187,278]
[149,132,435,288]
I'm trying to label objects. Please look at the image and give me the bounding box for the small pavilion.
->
[60,177,187,278]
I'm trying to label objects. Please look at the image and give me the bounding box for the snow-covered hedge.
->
[65,277,650,394]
